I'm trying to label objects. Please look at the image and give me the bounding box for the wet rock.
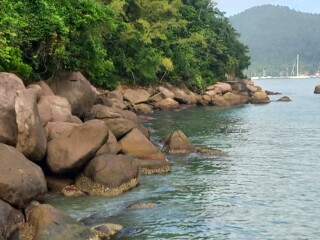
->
[265,90,282,95]
[0,199,25,239]
[76,154,139,196]
[37,96,73,126]
[46,176,73,193]
[15,88,47,162]
[277,96,292,102]
[0,72,25,146]
[250,91,270,104]
[0,144,47,208]
[162,130,196,154]
[62,185,85,197]
[49,71,95,118]
[196,147,227,156]
[91,223,123,239]
[21,203,95,240]
[314,85,320,94]
[120,128,166,161]
[47,119,109,174]
[128,202,158,209]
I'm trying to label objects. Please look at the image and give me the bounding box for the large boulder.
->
[35,81,55,96]
[15,88,47,162]
[49,71,95,117]
[37,96,73,126]
[209,82,232,94]
[0,144,47,208]
[46,120,109,174]
[95,130,121,156]
[154,98,179,110]
[119,128,165,161]
[212,95,230,106]
[45,122,79,141]
[21,203,95,240]
[162,130,196,154]
[165,84,191,104]
[157,86,175,99]
[223,92,243,105]
[250,91,270,104]
[0,199,25,239]
[314,85,320,94]
[0,72,25,146]
[123,89,150,105]
[133,103,154,113]
[104,118,137,139]
[76,154,139,196]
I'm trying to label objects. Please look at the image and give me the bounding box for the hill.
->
[230,5,320,77]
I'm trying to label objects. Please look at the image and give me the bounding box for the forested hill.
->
[230,5,320,77]
[0,0,250,89]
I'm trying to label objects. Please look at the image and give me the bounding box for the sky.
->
[215,0,320,16]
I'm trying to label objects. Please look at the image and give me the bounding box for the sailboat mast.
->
[297,54,299,76]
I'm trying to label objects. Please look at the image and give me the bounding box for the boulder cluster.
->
[0,71,268,239]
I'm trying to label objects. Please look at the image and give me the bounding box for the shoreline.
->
[0,71,271,239]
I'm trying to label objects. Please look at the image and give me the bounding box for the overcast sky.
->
[215,0,320,16]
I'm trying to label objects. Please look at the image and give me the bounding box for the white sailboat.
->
[288,54,311,79]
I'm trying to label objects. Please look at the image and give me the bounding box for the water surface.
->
[47,78,320,239]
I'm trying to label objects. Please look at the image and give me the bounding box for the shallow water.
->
[47,78,320,239]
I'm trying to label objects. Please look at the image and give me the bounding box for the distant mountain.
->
[230,5,320,77]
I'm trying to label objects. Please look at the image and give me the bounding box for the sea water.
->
[47,78,320,239]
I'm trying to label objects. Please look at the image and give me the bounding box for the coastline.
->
[0,71,271,239]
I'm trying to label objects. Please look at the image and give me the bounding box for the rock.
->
[0,144,47,208]
[35,81,55,96]
[314,85,320,94]
[107,90,123,101]
[205,89,221,97]
[110,98,127,110]
[62,185,85,197]
[229,81,248,92]
[46,176,73,193]
[163,130,196,154]
[87,104,123,120]
[95,130,121,156]
[277,96,292,102]
[0,199,25,239]
[104,118,137,139]
[265,90,282,95]
[133,158,171,175]
[0,72,25,146]
[154,98,180,110]
[91,223,123,239]
[212,95,230,106]
[215,82,232,94]
[128,202,158,209]
[45,122,79,141]
[47,119,109,174]
[22,203,95,240]
[49,71,95,118]
[223,92,243,105]
[71,115,83,124]
[120,128,165,161]
[157,86,175,99]
[38,96,73,126]
[250,91,270,104]
[196,147,227,156]
[94,94,113,107]
[15,88,47,162]
[26,84,42,100]
[76,154,139,196]
[247,84,260,93]
[134,103,154,113]
[165,84,190,104]
[123,89,151,105]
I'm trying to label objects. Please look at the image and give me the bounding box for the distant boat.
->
[288,54,311,79]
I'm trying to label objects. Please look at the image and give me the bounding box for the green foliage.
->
[230,5,320,77]
[0,0,250,88]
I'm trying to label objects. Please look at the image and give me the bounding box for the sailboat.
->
[288,54,311,79]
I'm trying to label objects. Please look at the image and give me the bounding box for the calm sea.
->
[47,78,320,240]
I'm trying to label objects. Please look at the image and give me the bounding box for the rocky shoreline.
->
[0,71,273,239]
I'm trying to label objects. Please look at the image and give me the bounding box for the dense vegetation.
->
[230,5,320,77]
[0,0,250,89]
